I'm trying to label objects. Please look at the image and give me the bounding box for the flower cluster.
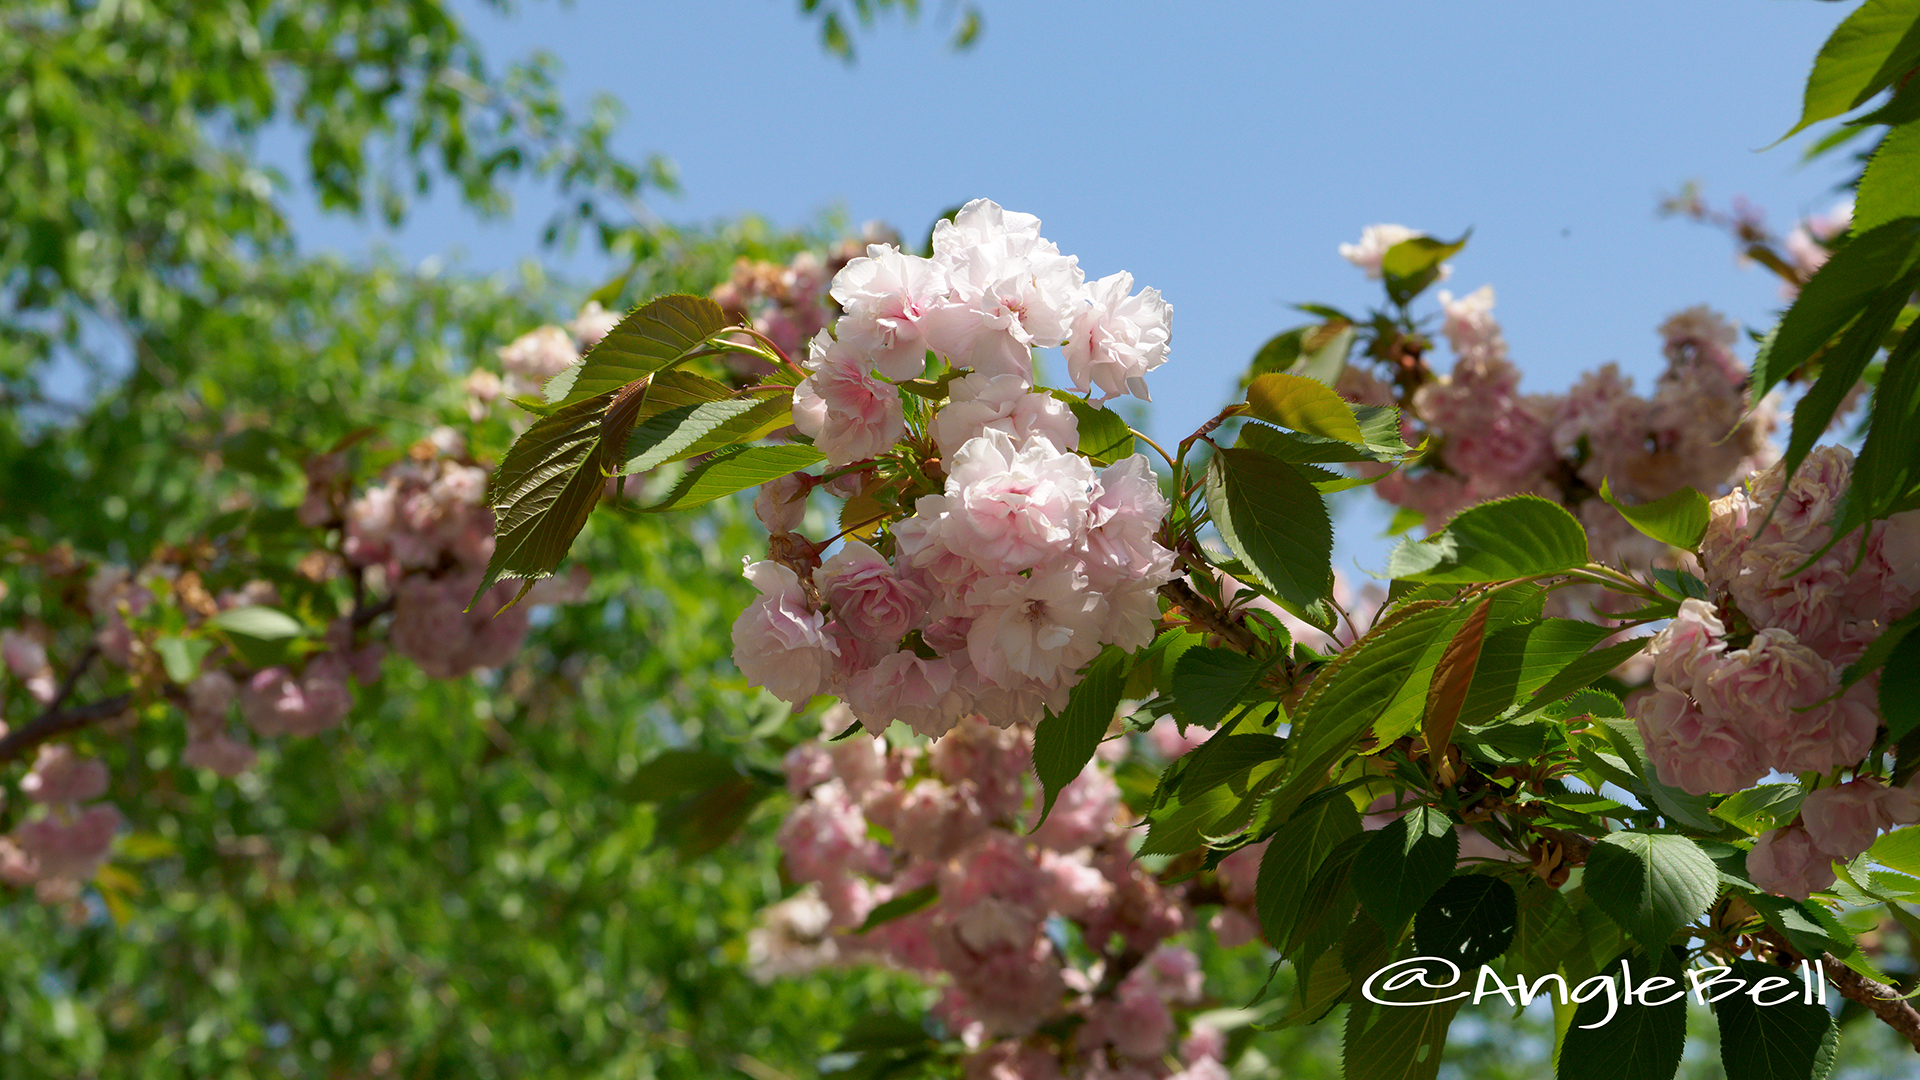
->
[1338,229,1777,576]
[0,745,122,904]
[755,711,1227,1079]
[733,200,1178,734]
[335,431,586,680]
[711,224,899,364]
[1632,447,1920,898]
[465,303,623,420]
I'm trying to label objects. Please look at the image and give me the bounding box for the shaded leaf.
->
[1352,805,1459,928]
[639,444,826,513]
[1205,448,1334,609]
[1584,832,1719,951]
[1032,647,1127,825]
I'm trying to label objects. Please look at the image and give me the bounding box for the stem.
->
[1129,426,1177,474]
[0,694,136,767]
[1759,928,1920,1052]
[1159,578,1259,655]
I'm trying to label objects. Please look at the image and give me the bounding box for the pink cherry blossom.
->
[730,560,839,705]
[830,244,947,380]
[791,335,906,466]
[1063,271,1171,404]
[1748,824,1837,901]
[814,541,929,643]
[931,373,1080,461]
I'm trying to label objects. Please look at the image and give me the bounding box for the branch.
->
[1821,953,1920,1052]
[0,693,135,767]
[1159,578,1258,655]
[1759,927,1920,1052]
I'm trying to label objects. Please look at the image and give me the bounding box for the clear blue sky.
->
[271,0,1859,565]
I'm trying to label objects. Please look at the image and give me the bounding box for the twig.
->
[1759,927,1920,1052]
[1820,953,1920,1052]
[1159,578,1258,655]
[0,693,135,767]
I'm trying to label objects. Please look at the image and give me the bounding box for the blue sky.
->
[270,1,1860,565]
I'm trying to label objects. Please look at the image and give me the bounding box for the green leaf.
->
[1598,479,1710,551]
[1413,874,1518,971]
[1584,832,1720,951]
[649,774,773,859]
[1244,372,1366,443]
[1868,825,1920,876]
[1834,314,1920,538]
[856,884,939,932]
[1352,805,1459,928]
[1032,647,1127,825]
[154,635,213,684]
[1458,619,1618,726]
[1386,495,1589,584]
[206,605,304,641]
[1064,396,1136,465]
[545,294,728,408]
[1785,281,1911,481]
[1382,233,1469,307]
[1858,125,1920,234]
[1752,217,1920,399]
[1509,876,1582,981]
[1276,606,1455,818]
[1138,772,1248,856]
[1171,647,1273,730]
[622,393,792,474]
[639,444,826,513]
[1237,419,1415,468]
[1556,950,1687,1080]
[1255,795,1362,949]
[1842,606,1920,687]
[1780,0,1920,139]
[1204,448,1334,609]
[1344,989,1464,1080]
[1712,785,1807,837]
[1712,958,1839,1080]
[475,387,636,604]
[833,1013,933,1054]
[1520,637,1651,711]
[623,749,745,803]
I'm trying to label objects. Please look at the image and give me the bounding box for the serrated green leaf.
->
[1382,233,1469,307]
[1868,825,1920,876]
[1584,832,1719,951]
[1244,372,1365,443]
[1557,950,1686,1080]
[1785,282,1911,481]
[1712,785,1807,837]
[1509,876,1581,981]
[1386,495,1589,584]
[639,444,826,513]
[622,393,792,474]
[1204,449,1333,609]
[475,387,634,604]
[547,294,729,408]
[1712,958,1839,1080]
[1598,479,1710,551]
[1414,874,1518,971]
[1032,647,1127,826]
[1284,606,1454,783]
[1344,987,1463,1080]
[1752,217,1920,399]
[1171,647,1273,730]
[1255,796,1362,949]
[1352,805,1459,928]
[1063,396,1136,465]
[1834,315,1920,539]
[1858,126,1920,234]
[1780,0,1920,140]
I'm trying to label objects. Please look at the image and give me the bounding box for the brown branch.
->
[1821,953,1920,1052]
[1159,578,1258,655]
[1759,927,1920,1052]
[0,693,135,767]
